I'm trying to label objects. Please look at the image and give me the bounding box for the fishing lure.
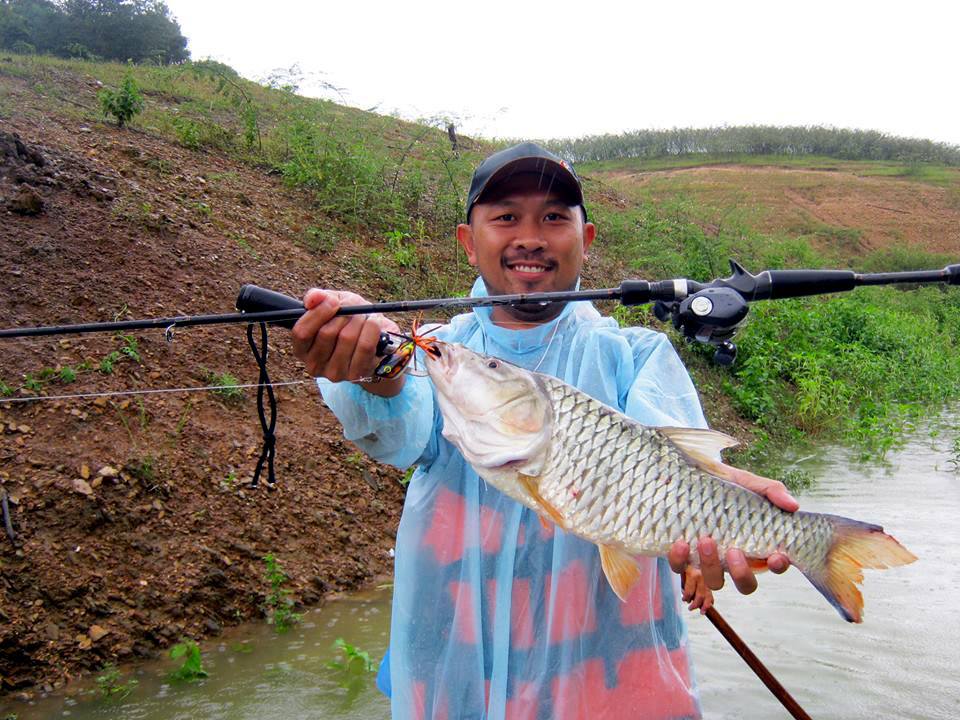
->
[373,314,442,380]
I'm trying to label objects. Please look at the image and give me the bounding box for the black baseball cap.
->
[465,142,586,222]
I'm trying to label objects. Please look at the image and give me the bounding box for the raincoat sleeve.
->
[316,374,436,469]
[622,330,708,430]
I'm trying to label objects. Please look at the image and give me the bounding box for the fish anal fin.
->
[599,544,641,602]
[745,557,770,573]
[518,473,565,528]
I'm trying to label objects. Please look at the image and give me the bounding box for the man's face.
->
[456,173,596,325]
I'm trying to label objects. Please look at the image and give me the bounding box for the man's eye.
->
[496,213,515,222]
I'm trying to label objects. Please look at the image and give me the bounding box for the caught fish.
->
[426,342,916,623]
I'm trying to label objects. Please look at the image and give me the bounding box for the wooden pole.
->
[684,573,813,720]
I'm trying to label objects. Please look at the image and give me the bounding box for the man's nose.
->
[511,217,547,250]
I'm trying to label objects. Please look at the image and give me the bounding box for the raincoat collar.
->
[469,276,579,357]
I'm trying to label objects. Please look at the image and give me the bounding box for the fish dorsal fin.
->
[658,427,739,460]
[599,544,641,602]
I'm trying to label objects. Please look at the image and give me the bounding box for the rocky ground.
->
[0,109,407,697]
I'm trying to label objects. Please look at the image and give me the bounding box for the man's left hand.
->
[668,467,798,596]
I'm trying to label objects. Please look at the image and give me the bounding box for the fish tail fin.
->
[795,514,916,623]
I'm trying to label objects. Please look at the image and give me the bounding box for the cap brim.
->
[474,156,584,208]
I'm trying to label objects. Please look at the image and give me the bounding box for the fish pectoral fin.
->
[599,544,641,602]
[518,472,565,528]
[658,427,740,461]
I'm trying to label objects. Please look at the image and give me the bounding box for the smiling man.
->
[292,142,795,720]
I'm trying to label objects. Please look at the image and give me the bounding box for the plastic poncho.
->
[319,277,708,720]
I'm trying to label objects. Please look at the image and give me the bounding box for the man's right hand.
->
[291,289,405,397]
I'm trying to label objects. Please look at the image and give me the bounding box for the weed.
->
[0,380,13,397]
[127,456,156,486]
[58,366,77,383]
[193,201,212,217]
[327,637,375,674]
[117,334,141,363]
[400,466,416,487]
[262,553,302,633]
[204,370,243,401]
[23,374,44,393]
[99,335,140,374]
[221,470,237,490]
[98,73,144,128]
[169,639,208,682]
[302,225,335,254]
[385,229,417,268]
[172,401,192,438]
[96,663,138,700]
[172,117,202,149]
[99,351,122,374]
[345,451,364,467]
[949,437,960,473]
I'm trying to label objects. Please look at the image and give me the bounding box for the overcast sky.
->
[163,0,960,146]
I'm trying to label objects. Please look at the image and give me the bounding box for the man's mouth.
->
[504,260,554,275]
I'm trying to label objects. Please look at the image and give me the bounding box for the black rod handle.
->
[765,270,857,299]
[236,285,305,329]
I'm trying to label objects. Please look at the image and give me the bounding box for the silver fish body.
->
[427,342,915,622]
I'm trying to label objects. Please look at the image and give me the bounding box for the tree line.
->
[546,125,960,166]
[0,0,188,64]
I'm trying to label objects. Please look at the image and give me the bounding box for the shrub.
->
[99,74,145,128]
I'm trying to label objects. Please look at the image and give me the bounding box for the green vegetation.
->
[0,0,188,64]
[550,125,960,166]
[204,370,243,401]
[96,663,138,700]
[169,639,208,682]
[262,554,302,632]
[327,637,375,674]
[98,73,144,128]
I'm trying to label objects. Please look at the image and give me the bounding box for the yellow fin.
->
[798,517,917,623]
[599,544,641,602]
[518,473,565,528]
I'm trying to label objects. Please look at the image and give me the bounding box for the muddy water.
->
[4,423,958,719]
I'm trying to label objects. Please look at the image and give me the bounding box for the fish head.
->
[426,343,552,473]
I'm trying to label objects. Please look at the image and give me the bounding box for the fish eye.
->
[487,360,499,369]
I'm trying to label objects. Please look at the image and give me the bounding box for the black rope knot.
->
[246,322,278,488]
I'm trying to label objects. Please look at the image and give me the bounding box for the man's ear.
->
[582,222,597,255]
[456,223,478,265]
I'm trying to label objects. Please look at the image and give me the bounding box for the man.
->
[292,143,795,719]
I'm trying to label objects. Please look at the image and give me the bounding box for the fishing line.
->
[0,379,310,405]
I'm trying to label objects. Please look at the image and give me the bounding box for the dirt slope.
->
[603,164,960,255]
[0,103,406,696]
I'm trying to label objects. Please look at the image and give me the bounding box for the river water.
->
[4,422,958,719]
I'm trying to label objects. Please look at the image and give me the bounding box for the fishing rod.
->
[1,262,958,366]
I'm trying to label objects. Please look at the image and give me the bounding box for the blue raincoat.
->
[319,278,707,720]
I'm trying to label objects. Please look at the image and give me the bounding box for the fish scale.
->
[540,375,828,561]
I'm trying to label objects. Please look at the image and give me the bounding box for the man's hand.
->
[291,289,404,397]
[668,467,798,596]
